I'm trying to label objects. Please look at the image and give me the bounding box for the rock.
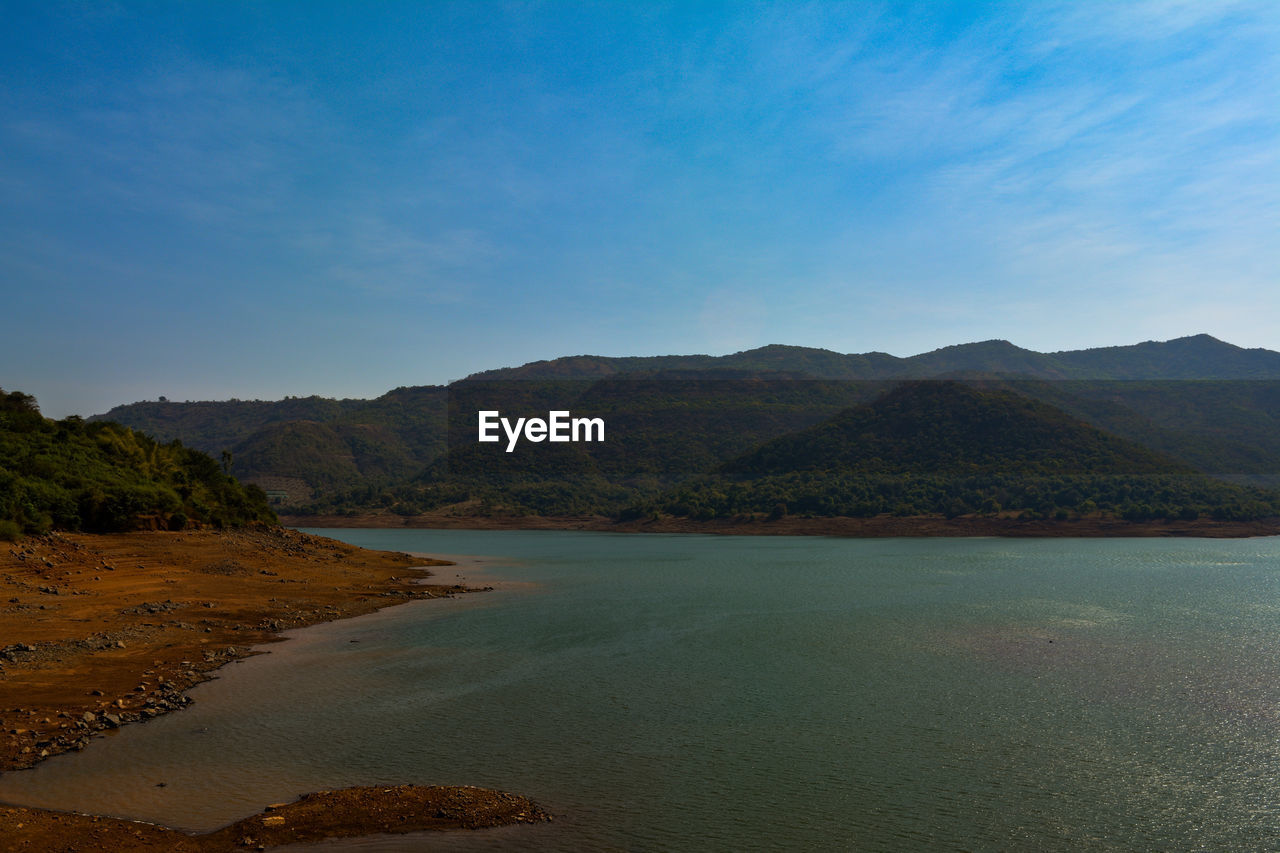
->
[102,714,121,727]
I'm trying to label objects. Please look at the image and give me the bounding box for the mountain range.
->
[87,335,1280,521]
[466,334,1280,381]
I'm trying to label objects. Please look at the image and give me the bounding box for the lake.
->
[3,530,1280,850]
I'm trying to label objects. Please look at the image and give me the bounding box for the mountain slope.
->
[89,335,1280,511]
[92,387,448,498]
[1,390,275,536]
[643,382,1277,522]
[725,381,1189,477]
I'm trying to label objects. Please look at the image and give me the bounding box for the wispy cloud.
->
[310,217,497,303]
[787,2,1275,302]
[3,0,1278,412]
[5,62,329,227]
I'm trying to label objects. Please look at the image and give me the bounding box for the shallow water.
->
[4,531,1280,850]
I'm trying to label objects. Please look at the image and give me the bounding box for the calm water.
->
[4,531,1280,851]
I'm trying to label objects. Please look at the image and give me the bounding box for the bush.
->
[0,395,275,533]
[0,519,20,541]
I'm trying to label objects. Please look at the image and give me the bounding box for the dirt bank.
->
[0,527,548,850]
[0,526,476,771]
[1,784,550,851]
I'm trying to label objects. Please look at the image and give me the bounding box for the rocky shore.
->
[0,527,547,850]
[1,785,550,851]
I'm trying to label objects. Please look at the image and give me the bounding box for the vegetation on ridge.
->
[82,337,1280,523]
[626,383,1280,523]
[0,389,276,539]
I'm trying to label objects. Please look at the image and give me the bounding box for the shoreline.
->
[2,785,549,851]
[285,512,1280,538]
[0,526,548,850]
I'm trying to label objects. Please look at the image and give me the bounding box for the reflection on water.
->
[3,531,1280,850]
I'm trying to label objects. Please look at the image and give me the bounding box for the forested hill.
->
[724,382,1191,478]
[0,389,275,538]
[638,382,1279,523]
[92,386,449,496]
[86,335,1280,512]
[468,334,1280,381]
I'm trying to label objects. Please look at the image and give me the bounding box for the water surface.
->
[3,531,1280,850]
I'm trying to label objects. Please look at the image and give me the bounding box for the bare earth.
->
[0,527,549,851]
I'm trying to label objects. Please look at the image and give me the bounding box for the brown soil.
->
[284,511,1280,538]
[0,526,547,850]
[1,784,549,851]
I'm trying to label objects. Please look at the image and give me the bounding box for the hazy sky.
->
[3,1,1278,418]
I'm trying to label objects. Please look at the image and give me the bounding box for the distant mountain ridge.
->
[468,334,1280,381]
[87,335,1280,513]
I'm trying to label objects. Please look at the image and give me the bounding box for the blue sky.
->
[3,1,1278,418]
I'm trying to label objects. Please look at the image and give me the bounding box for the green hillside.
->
[639,382,1280,522]
[93,395,367,452]
[88,336,1280,514]
[311,376,874,516]
[724,382,1187,477]
[0,389,275,538]
[93,387,448,497]
[1006,380,1280,481]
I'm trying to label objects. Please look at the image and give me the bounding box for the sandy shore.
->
[285,511,1280,538]
[0,526,548,850]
